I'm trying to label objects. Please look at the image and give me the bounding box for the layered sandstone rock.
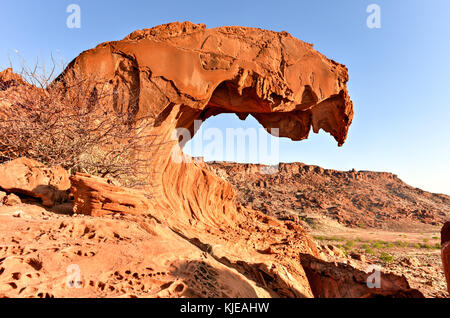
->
[70,173,151,216]
[0,158,70,207]
[59,21,353,143]
[442,222,450,293]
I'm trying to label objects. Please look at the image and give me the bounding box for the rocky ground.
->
[208,161,450,298]
[0,200,277,298]
[0,157,447,298]
[311,219,447,298]
[0,198,438,298]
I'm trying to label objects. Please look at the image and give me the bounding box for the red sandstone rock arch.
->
[56,22,355,297]
[57,20,354,231]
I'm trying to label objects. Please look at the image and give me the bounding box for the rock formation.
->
[58,21,353,223]
[0,68,43,121]
[442,222,450,293]
[0,22,426,298]
[300,253,424,298]
[0,158,70,207]
[47,22,427,298]
[70,173,151,216]
[51,21,357,297]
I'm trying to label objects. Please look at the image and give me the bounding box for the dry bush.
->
[0,61,158,188]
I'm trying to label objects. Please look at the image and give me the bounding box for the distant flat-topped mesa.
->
[58,21,353,145]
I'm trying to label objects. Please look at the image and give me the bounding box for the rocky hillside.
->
[208,161,450,230]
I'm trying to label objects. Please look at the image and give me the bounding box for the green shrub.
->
[394,240,408,248]
[371,241,384,249]
[384,242,394,248]
[364,247,375,255]
[343,240,355,251]
[379,252,394,263]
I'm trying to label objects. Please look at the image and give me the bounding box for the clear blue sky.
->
[1,0,449,195]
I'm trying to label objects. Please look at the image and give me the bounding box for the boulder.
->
[0,158,70,207]
[4,193,21,206]
[400,256,420,267]
[70,173,151,216]
[441,221,450,293]
[300,253,424,298]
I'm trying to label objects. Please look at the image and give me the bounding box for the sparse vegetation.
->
[379,252,394,263]
[313,235,345,242]
[314,235,441,257]
[362,243,375,255]
[371,241,384,249]
[298,215,308,222]
[394,240,409,248]
[0,62,158,188]
[416,242,441,250]
[343,240,355,251]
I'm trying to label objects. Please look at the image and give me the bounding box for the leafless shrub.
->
[0,60,158,188]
